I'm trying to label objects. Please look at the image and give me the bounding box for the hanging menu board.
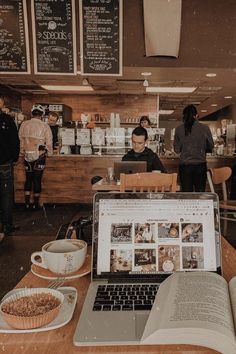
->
[0,0,30,73]
[80,0,123,76]
[31,0,77,75]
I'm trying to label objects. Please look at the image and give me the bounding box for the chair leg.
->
[223,218,228,237]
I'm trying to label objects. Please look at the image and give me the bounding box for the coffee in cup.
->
[31,239,87,274]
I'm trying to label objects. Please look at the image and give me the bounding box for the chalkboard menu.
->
[0,0,30,73]
[32,0,77,75]
[80,0,122,76]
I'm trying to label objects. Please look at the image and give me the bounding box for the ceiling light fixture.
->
[201,109,207,113]
[224,96,232,99]
[41,85,94,92]
[143,79,149,87]
[206,73,217,77]
[146,87,196,93]
[211,103,218,107]
[141,72,152,76]
[159,110,174,115]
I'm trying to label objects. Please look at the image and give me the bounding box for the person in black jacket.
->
[174,104,214,192]
[122,126,166,172]
[0,95,20,238]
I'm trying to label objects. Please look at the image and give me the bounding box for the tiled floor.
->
[1,203,236,300]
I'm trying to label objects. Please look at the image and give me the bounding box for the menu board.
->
[0,0,30,73]
[80,0,123,76]
[31,0,77,75]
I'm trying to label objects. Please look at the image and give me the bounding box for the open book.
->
[142,271,236,354]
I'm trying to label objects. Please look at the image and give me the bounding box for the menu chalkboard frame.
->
[0,0,30,74]
[31,0,77,75]
[79,0,123,76]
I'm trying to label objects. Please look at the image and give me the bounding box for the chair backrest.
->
[120,172,177,192]
[207,167,232,201]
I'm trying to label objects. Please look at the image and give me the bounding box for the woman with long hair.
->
[174,104,214,192]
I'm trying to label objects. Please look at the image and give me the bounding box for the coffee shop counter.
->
[14,155,235,204]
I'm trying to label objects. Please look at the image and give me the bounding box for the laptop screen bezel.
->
[92,192,221,282]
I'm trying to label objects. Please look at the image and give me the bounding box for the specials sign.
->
[31,0,77,75]
[80,0,123,76]
[0,0,30,73]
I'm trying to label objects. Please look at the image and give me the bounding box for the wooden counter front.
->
[14,155,235,204]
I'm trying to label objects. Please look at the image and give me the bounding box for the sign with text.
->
[80,0,123,76]
[31,0,77,75]
[0,0,30,73]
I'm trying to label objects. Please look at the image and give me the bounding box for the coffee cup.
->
[31,239,87,274]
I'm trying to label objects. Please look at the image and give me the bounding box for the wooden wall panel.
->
[21,94,157,121]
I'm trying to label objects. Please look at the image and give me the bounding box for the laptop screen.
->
[92,192,221,281]
[114,161,147,181]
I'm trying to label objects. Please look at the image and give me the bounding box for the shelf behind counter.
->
[14,155,236,204]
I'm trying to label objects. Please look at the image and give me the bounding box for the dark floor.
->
[0,203,92,299]
[1,203,236,300]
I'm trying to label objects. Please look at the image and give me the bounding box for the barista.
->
[48,111,59,150]
[139,115,151,128]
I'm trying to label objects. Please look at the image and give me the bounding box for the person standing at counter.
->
[19,104,53,210]
[173,104,214,192]
[139,115,151,128]
[122,126,166,172]
[0,94,20,238]
[48,111,59,150]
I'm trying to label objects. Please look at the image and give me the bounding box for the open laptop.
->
[73,192,221,346]
[114,161,147,181]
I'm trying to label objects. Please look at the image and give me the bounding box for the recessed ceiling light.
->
[206,73,217,77]
[159,110,174,115]
[224,96,232,99]
[141,72,152,76]
[41,85,94,92]
[211,103,218,107]
[146,87,196,93]
[201,109,207,112]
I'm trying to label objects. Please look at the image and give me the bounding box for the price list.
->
[0,0,30,73]
[32,0,76,74]
[80,0,122,75]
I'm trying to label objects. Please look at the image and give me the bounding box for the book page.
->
[229,276,236,327]
[142,272,236,352]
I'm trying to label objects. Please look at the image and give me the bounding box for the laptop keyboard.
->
[93,284,159,311]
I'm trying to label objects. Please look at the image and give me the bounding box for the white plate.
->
[0,287,77,333]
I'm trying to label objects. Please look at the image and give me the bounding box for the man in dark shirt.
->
[122,126,166,172]
[48,111,59,150]
[0,95,20,238]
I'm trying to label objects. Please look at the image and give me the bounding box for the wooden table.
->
[0,236,234,354]
[92,178,181,192]
[92,178,121,191]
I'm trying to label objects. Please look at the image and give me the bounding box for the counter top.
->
[49,154,236,159]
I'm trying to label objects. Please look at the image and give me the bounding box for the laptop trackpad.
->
[135,313,149,339]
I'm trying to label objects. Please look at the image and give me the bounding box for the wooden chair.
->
[120,172,177,192]
[207,166,236,234]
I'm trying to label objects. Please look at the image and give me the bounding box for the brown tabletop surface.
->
[92,178,120,191]
[0,236,234,354]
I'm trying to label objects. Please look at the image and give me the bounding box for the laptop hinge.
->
[107,277,167,284]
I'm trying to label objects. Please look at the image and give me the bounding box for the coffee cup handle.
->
[31,252,48,269]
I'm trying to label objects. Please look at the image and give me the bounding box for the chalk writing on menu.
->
[32,0,76,75]
[0,0,30,73]
[80,0,122,75]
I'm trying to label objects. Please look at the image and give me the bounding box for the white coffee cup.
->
[31,239,87,274]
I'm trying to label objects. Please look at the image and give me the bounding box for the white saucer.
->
[31,254,91,280]
[0,287,77,333]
